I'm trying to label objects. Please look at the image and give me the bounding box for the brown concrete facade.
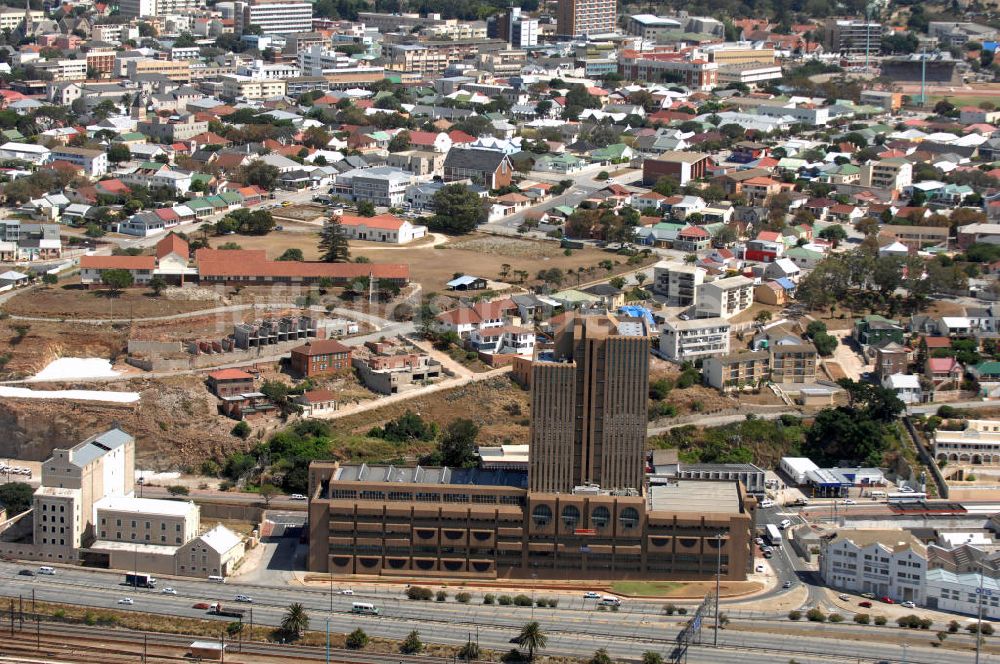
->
[307,461,753,581]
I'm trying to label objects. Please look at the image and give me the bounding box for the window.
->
[531,504,552,527]
[592,506,610,528]
[619,507,640,529]
[561,505,580,528]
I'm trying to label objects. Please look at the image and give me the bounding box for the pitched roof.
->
[80,255,155,270]
[194,249,408,280]
[208,368,254,381]
[155,233,188,260]
[302,388,337,403]
[443,148,509,171]
[291,339,351,356]
[337,213,406,230]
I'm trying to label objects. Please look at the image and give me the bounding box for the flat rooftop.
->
[333,464,528,489]
[648,480,741,515]
[94,495,195,517]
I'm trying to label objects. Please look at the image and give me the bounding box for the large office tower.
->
[529,313,649,493]
[556,0,617,39]
[822,19,881,58]
[234,0,313,36]
[488,7,539,47]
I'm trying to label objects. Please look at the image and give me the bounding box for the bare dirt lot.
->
[3,281,218,319]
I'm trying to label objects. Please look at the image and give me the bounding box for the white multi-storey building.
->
[926,569,1000,619]
[235,0,312,36]
[557,0,617,37]
[820,529,927,604]
[297,45,356,76]
[695,276,754,319]
[933,419,1000,465]
[236,59,300,80]
[659,317,731,362]
[652,261,706,307]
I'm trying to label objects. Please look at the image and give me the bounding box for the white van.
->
[778,519,792,530]
[38,566,55,575]
[760,499,775,508]
[599,596,621,607]
[208,575,225,583]
[352,602,380,615]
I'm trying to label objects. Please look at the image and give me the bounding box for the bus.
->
[351,602,380,615]
[765,524,782,546]
[888,492,927,505]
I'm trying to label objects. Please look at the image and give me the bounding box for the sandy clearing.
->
[0,386,140,403]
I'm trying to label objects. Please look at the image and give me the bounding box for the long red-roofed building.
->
[194,249,409,286]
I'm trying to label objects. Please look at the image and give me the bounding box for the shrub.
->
[456,592,471,604]
[937,631,948,643]
[984,623,995,636]
[677,607,687,615]
[642,652,664,664]
[53,609,66,619]
[874,615,887,626]
[968,622,995,635]
[498,595,513,606]
[788,610,802,621]
[400,630,422,654]
[406,586,433,601]
[536,597,548,607]
[166,484,189,496]
[829,613,844,623]
[83,612,96,626]
[219,480,235,491]
[597,604,607,611]
[920,617,933,630]
[345,628,368,650]
[664,604,677,615]
[513,594,533,607]
[948,620,960,633]
[231,421,251,439]
[853,613,870,625]
[806,608,826,622]
[436,590,447,602]
[483,593,496,605]
[548,598,559,608]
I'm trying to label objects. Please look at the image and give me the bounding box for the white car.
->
[900,601,915,609]
[838,594,850,601]
[755,564,765,573]
[899,486,914,493]
[339,589,354,595]
[843,499,856,505]
[583,591,601,599]
[118,598,134,605]
[161,587,177,595]
[289,494,306,501]
[235,595,253,603]
[754,537,764,546]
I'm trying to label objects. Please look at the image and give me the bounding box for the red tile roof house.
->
[925,357,963,390]
[290,339,352,377]
[294,388,340,416]
[193,249,409,286]
[206,368,255,398]
[79,255,155,287]
[435,299,518,337]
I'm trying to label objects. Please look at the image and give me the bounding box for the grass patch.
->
[610,581,684,596]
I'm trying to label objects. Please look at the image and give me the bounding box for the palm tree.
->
[281,603,309,638]
[517,621,547,660]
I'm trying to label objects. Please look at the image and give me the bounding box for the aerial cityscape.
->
[0,0,998,662]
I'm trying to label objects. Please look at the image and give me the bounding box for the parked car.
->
[754,537,764,546]
[861,593,875,599]
[859,601,873,608]
[755,564,765,573]
[763,551,773,559]
[900,601,915,608]
[583,591,601,599]
[880,596,894,604]
[782,581,792,589]
[118,598,134,605]
[289,494,306,500]
[339,589,354,596]
[161,587,177,595]
[899,486,914,493]
[843,499,856,505]
[838,594,850,601]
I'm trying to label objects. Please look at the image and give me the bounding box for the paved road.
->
[647,408,798,436]
[0,561,984,663]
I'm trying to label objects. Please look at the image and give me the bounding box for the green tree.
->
[258,483,280,508]
[231,420,251,439]
[516,621,547,660]
[388,130,411,152]
[818,224,847,247]
[459,638,480,660]
[641,652,663,664]
[107,144,131,164]
[346,628,368,649]
[148,275,167,296]
[400,630,422,654]
[430,183,486,234]
[0,482,34,514]
[440,419,479,467]
[41,274,58,286]
[318,218,351,263]
[277,248,304,261]
[590,649,613,664]
[281,603,309,638]
[356,200,376,217]
[239,161,280,190]
[101,269,134,295]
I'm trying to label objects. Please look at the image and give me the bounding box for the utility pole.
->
[714,531,723,647]
[976,561,986,664]
[326,617,330,664]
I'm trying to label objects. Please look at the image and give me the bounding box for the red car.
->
[859,601,872,608]
[880,597,894,604]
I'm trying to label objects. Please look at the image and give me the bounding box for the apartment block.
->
[703,350,771,391]
[695,276,753,320]
[933,419,1000,465]
[350,166,415,207]
[766,330,818,384]
[823,19,882,58]
[96,496,199,546]
[557,0,617,37]
[860,158,912,192]
[652,261,705,306]
[220,74,287,101]
[138,114,209,142]
[235,0,312,36]
[33,59,87,82]
[126,58,192,83]
[820,529,926,604]
[49,146,108,177]
[659,317,731,362]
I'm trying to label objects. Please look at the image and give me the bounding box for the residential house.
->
[294,389,340,416]
[435,298,517,337]
[79,255,155,286]
[206,369,255,398]
[925,357,963,391]
[882,373,923,405]
[468,325,535,358]
[49,146,107,177]
[335,213,427,244]
[443,148,514,190]
[289,339,352,377]
[873,341,909,380]
[854,315,905,347]
[642,151,713,185]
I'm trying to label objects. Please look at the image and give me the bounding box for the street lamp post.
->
[976,562,987,664]
[714,531,723,647]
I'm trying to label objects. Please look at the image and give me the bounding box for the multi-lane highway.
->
[0,561,989,663]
